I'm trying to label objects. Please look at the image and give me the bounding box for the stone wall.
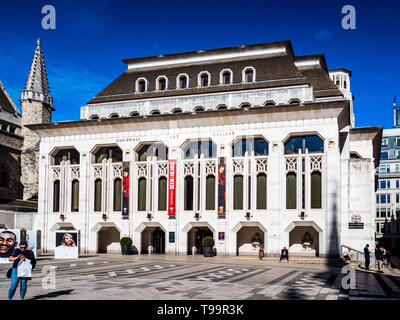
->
[21,100,51,200]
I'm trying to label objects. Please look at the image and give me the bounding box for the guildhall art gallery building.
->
[28,40,382,257]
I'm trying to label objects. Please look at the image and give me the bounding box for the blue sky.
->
[0,0,399,128]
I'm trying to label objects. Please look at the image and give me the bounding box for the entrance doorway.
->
[236,226,264,256]
[141,227,165,254]
[187,227,213,254]
[289,226,319,257]
[97,227,120,253]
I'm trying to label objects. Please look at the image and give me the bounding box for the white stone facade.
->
[30,42,381,258]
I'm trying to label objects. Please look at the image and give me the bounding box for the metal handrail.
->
[341,244,376,266]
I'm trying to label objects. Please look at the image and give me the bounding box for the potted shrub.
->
[120,237,133,255]
[201,236,215,257]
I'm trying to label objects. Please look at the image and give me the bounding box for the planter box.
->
[203,246,213,257]
[121,244,131,255]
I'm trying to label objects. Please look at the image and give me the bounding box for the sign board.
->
[122,161,130,219]
[168,160,177,216]
[169,232,175,243]
[55,230,79,259]
[0,229,21,264]
[349,223,364,229]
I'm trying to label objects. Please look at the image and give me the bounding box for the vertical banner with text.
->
[168,160,177,216]
[217,157,226,218]
[122,162,130,219]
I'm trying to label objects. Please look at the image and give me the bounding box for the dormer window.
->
[264,100,276,106]
[159,78,166,90]
[288,98,301,105]
[194,106,205,112]
[220,69,233,85]
[240,103,251,109]
[198,72,211,87]
[90,114,99,120]
[139,80,146,92]
[156,76,168,91]
[243,67,256,83]
[172,108,183,114]
[177,74,189,89]
[150,110,161,115]
[136,78,148,93]
[201,74,209,86]
[109,113,119,119]
[129,111,140,117]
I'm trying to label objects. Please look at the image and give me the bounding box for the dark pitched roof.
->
[88,55,307,104]
[88,41,345,105]
[0,82,19,114]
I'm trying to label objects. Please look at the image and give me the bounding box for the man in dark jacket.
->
[280,247,289,262]
[364,244,370,270]
[8,241,36,300]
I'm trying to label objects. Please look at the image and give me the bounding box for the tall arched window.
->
[256,173,267,210]
[94,179,102,211]
[286,172,296,209]
[206,175,216,210]
[311,171,322,208]
[158,176,167,211]
[184,175,194,210]
[53,180,60,212]
[113,178,122,211]
[71,180,79,212]
[138,177,147,211]
[234,175,243,210]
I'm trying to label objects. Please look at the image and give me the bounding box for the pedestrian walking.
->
[279,247,289,262]
[8,241,36,300]
[376,247,384,272]
[364,244,370,270]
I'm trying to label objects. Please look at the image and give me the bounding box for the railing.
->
[341,244,376,267]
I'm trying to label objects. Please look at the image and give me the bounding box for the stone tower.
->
[20,39,53,200]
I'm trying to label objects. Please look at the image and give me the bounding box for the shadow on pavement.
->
[29,289,74,300]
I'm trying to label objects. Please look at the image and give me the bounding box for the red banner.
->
[168,160,177,216]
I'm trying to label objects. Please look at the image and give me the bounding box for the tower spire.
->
[20,39,54,200]
[21,38,53,107]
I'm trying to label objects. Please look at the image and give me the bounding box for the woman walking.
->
[8,241,36,300]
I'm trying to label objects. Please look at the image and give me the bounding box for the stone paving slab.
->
[0,254,399,300]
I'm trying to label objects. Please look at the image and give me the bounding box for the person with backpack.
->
[8,241,36,300]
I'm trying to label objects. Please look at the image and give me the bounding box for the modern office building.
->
[375,100,400,253]
[27,40,382,257]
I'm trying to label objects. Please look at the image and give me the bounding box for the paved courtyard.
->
[1,254,400,300]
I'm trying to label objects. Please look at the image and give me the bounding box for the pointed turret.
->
[20,39,54,200]
[21,39,53,108]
